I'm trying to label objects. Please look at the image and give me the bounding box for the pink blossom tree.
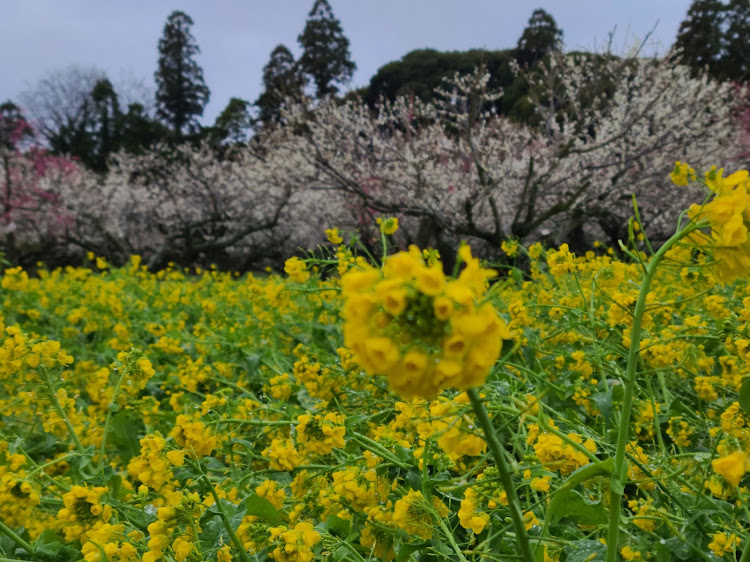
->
[0,102,77,265]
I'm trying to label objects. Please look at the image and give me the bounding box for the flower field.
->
[2,170,750,561]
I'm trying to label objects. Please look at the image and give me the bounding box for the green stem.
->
[98,355,134,472]
[195,467,251,562]
[39,367,86,454]
[19,448,72,492]
[25,452,75,479]
[324,534,368,562]
[0,519,32,555]
[434,511,470,562]
[380,227,388,265]
[352,433,410,469]
[604,222,700,562]
[740,536,750,562]
[467,388,534,562]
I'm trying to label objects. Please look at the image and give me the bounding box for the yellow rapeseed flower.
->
[284,257,310,283]
[325,227,343,245]
[341,244,508,399]
[376,217,399,235]
[669,161,696,186]
[712,450,749,487]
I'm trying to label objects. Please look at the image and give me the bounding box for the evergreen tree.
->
[154,10,210,137]
[48,114,97,169]
[365,49,522,119]
[213,98,252,144]
[723,0,750,81]
[119,103,169,155]
[255,44,305,126]
[515,8,563,68]
[297,0,356,97]
[674,0,727,78]
[90,79,121,172]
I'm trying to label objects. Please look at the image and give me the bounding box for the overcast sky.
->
[1,0,692,125]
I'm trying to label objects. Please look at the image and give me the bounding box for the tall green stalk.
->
[740,536,750,562]
[467,388,534,562]
[39,366,86,455]
[604,222,700,561]
[0,519,32,556]
[98,354,138,473]
[189,460,252,562]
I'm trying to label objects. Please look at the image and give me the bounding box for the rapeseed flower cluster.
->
[127,433,185,490]
[392,490,449,540]
[532,430,597,475]
[267,522,320,562]
[170,414,217,457]
[284,257,310,283]
[341,244,511,399]
[676,164,750,281]
[56,485,112,542]
[295,412,345,455]
[80,523,140,562]
[458,467,508,534]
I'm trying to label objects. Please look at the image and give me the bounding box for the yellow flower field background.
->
[2,166,750,561]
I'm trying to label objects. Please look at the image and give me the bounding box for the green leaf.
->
[431,544,454,557]
[657,537,691,561]
[611,383,624,404]
[591,391,614,425]
[396,542,425,562]
[199,515,225,550]
[243,494,283,525]
[326,515,351,538]
[33,530,82,562]
[394,445,413,463]
[296,388,320,411]
[202,457,227,471]
[332,545,353,561]
[7,435,24,455]
[548,458,614,523]
[202,499,247,550]
[226,501,247,530]
[609,476,624,496]
[739,378,750,413]
[427,470,451,485]
[0,532,16,556]
[510,267,524,286]
[563,539,606,562]
[106,410,143,463]
[405,469,422,491]
[108,474,123,499]
[548,489,608,525]
[243,352,260,375]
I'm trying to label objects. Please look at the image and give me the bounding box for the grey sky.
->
[1,1,692,125]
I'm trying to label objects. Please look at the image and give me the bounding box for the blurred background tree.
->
[722,0,750,81]
[154,10,210,138]
[20,65,104,164]
[675,0,727,78]
[515,8,563,68]
[255,44,306,128]
[212,97,253,145]
[297,0,356,97]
